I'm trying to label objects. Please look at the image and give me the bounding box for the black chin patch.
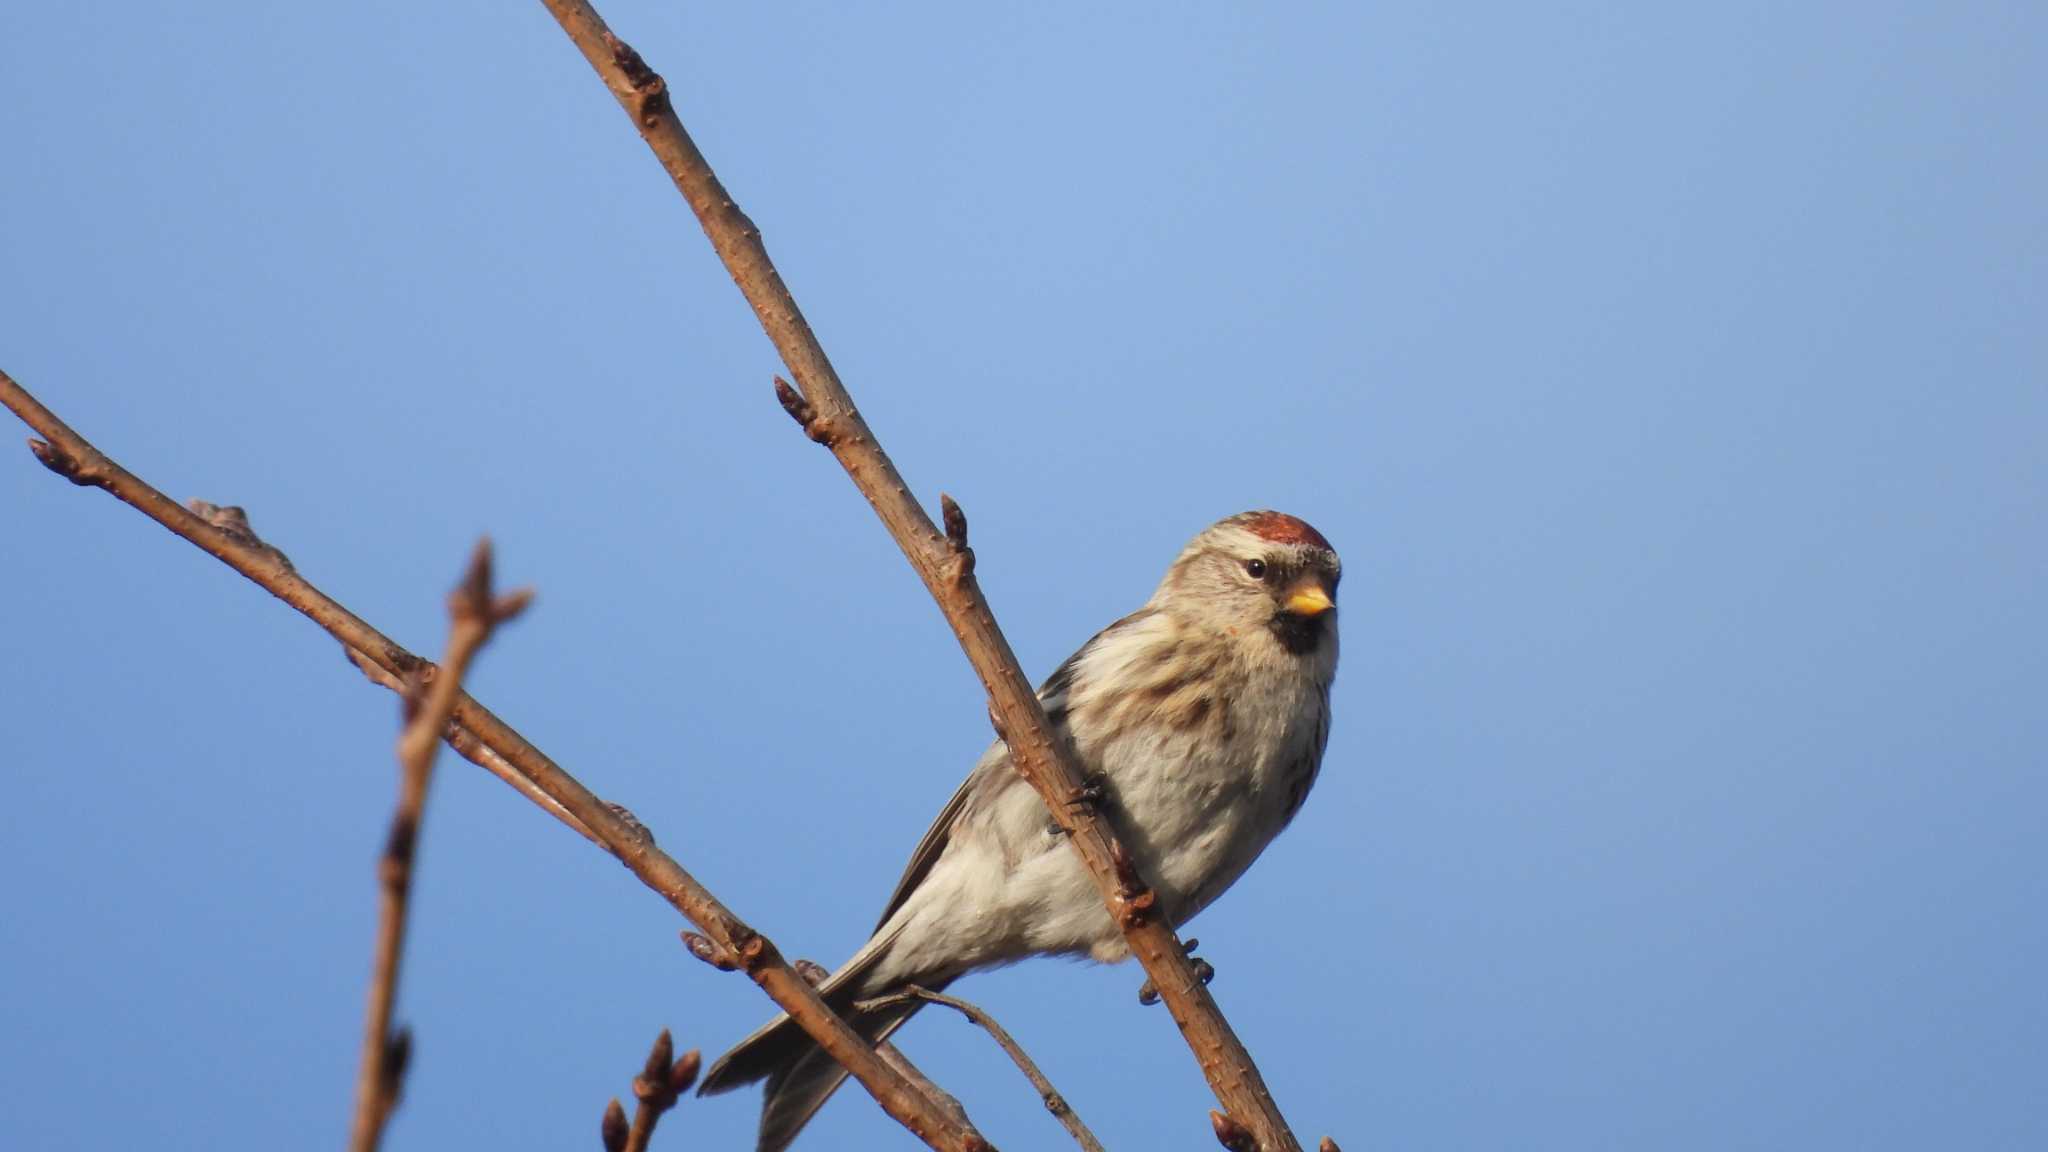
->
[1268,611,1327,655]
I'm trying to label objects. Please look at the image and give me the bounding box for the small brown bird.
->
[701,511,1342,1151]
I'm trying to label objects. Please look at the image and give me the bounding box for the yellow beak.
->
[1283,584,1335,617]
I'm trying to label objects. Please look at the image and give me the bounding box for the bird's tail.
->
[699,933,931,1152]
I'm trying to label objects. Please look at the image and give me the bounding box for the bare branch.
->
[531,5,1303,1148]
[344,636,605,847]
[857,987,1108,1152]
[787,960,979,1138]
[443,720,606,847]
[0,370,990,1152]
[878,1041,977,1138]
[601,1028,701,1152]
[349,540,529,1152]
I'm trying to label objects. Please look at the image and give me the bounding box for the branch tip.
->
[669,1049,702,1096]
[492,586,537,623]
[451,537,496,620]
[619,1028,693,1149]
[600,1098,629,1152]
[639,1029,675,1086]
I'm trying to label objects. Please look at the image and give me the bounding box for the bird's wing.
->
[870,755,986,934]
[869,608,1154,933]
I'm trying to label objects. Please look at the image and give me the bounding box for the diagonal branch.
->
[856,986,1108,1152]
[341,644,606,848]
[533,4,1303,1148]
[349,540,532,1152]
[790,960,980,1140]
[0,370,989,1152]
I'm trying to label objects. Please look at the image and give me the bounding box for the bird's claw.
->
[1138,937,1214,1005]
[1067,770,1111,812]
[1050,771,1114,837]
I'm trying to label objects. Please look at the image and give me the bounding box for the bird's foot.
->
[1048,771,1113,837]
[1137,937,1215,1005]
[1067,769,1111,812]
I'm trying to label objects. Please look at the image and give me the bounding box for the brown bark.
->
[0,370,990,1152]
[857,987,1109,1152]
[349,541,532,1152]
[599,1028,700,1152]
[532,3,1305,1148]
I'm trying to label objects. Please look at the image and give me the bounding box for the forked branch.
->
[0,371,989,1152]
[856,986,1108,1152]
[349,541,532,1152]
[534,3,1303,1148]
[600,1028,702,1152]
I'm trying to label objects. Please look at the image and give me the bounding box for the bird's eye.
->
[1244,558,1268,580]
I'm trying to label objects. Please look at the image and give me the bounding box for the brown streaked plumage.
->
[701,511,1343,1152]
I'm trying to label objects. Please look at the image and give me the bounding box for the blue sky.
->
[3,3,2042,1149]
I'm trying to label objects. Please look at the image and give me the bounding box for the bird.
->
[700,510,1342,1151]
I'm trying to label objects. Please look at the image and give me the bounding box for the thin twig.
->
[0,370,989,1152]
[349,540,531,1152]
[341,635,606,847]
[857,987,1108,1152]
[790,960,978,1137]
[532,5,1303,1148]
[600,1028,701,1152]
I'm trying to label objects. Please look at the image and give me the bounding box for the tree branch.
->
[533,4,1303,1148]
[600,1028,701,1152]
[349,540,531,1152]
[341,643,606,848]
[857,987,1108,1152]
[789,960,979,1139]
[0,370,989,1152]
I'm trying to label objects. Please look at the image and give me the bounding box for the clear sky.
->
[3,3,2042,1150]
